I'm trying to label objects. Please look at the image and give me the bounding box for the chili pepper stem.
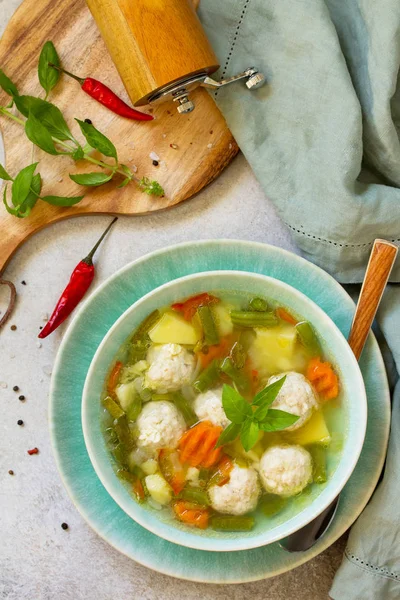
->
[49,63,85,85]
[82,217,118,265]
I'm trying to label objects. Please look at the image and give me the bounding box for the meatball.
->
[135,401,186,454]
[268,371,318,431]
[193,387,230,429]
[259,445,312,496]
[209,464,261,515]
[145,343,195,392]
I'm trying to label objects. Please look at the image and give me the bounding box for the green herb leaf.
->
[117,177,131,188]
[41,194,84,206]
[139,177,164,197]
[240,417,259,452]
[14,96,73,141]
[75,119,117,160]
[221,384,252,424]
[119,164,132,176]
[25,111,58,155]
[38,41,60,96]
[72,146,84,160]
[215,422,241,448]
[11,163,38,208]
[19,173,42,215]
[258,409,299,432]
[3,185,19,215]
[252,375,286,413]
[0,163,12,181]
[0,69,19,96]
[69,172,113,186]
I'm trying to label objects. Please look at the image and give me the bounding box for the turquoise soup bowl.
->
[82,270,367,552]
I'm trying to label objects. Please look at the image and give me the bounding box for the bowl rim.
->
[81,269,367,552]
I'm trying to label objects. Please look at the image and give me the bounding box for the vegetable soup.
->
[101,291,344,533]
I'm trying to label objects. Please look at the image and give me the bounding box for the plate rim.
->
[49,239,390,583]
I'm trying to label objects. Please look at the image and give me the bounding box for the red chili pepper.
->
[39,218,118,339]
[50,64,153,121]
[27,447,39,455]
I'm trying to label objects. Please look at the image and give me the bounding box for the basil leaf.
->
[38,41,60,96]
[0,164,12,181]
[221,384,252,424]
[11,163,38,208]
[240,418,259,452]
[75,119,117,160]
[3,186,19,215]
[19,173,42,214]
[72,146,84,160]
[41,194,84,206]
[259,409,299,432]
[0,69,19,96]
[69,172,113,186]
[215,422,241,448]
[25,112,58,155]
[14,96,73,141]
[252,375,286,410]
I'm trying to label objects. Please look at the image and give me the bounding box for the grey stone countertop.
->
[0,2,345,598]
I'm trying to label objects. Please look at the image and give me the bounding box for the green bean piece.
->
[309,444,327,484]
[127,395,142,421]
[220,357,250,394]
[173,392,198,426]
[103,395,125,420]
[198,468,210,485]
[129,339,151,362]
[197,305,220,346]
[210,515,255,531]
[132,310,160,342]
[179,487,209,506]
[193,359,221,393]
[111,444,128,467]
[230,311,279,328]
[230,341,246,369]
[296,321,322,356]
[249,297,268,312]
[260,494,287,516]
[114,415,134,450]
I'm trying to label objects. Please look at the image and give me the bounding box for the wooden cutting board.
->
[0,0,238,275]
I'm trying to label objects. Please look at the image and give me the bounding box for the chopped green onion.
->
[103,395,125,420]
[220,357,250,394]
[193,359,221,393]
[260,494,287,516]
[309,444,327,483]
[179,487,209,506]
[152,393,172,401]
[210,515,254,531]
[172,392,198,426]
[296,321,322,356]
[197,305,219,346]
[230,311,278,328]
[248,297,268,312]
[127,395,142,421]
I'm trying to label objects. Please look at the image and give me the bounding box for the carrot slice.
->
[173,500,209,529]
[307,357,339,401]
[276,307,298,325]
[197,335,234,369]
[178,421,223,468]
[107,361,123,394]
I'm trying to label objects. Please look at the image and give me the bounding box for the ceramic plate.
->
[49,240,390,583]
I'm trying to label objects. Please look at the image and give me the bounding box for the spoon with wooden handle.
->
[280,238,398,553]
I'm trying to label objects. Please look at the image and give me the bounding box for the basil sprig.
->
[216,376,299,452]
[0,41,164,219]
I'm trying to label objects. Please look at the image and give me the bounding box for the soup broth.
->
[101,291,345,533]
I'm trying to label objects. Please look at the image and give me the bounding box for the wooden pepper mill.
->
[85,0,265,113]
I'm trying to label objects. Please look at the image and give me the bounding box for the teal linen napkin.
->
[200,1,400,597]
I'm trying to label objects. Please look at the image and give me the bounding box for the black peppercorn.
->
[13,386,19,392]
[17,420,23,426]
[21,280,26,285]
[84,118,92,124]
[61,522,69,530]
[152,160,159,166]
[19,395,25,401]
[8,470,14,475]
[10,325,17,331]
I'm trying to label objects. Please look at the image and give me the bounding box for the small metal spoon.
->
[280,239,398,553]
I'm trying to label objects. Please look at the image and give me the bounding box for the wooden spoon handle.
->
[348,239,398,360]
